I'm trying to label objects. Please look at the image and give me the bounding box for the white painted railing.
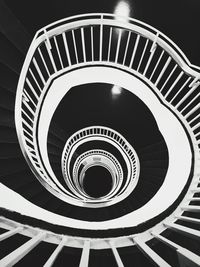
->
[1,215,200,266]
[15,13,200,205]
[11,13,200,266]
[61,126,139,207]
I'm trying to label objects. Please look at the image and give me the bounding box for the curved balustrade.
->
[15,13,200,201]
[61,126,139,207]
[12,13,200,266]
[14,13,200,208]
[72,149,123,200]
[72,150,123,184]
[1,195,200,267]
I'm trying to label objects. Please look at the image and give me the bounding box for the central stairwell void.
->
[0,13,200,267]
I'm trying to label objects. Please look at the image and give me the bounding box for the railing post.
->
[0,226,22,242]
[43,236,67,267]
[133,236,171,267]
[62,32,71,66]
[164,222,200,240]
[109,240,124,267]
[99,14,103,62]
[0,231,45,267]
[79,240,90,267]
[152,232,200,267]
[44,29,52,50]
[175,215,200,224]
[129,34,140,67]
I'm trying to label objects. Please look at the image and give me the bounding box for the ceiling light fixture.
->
[114,1,130,21]
[111,85,122,95]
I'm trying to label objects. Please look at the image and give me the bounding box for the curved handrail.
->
[15,13,200,207]
[33,13,200,73]
[61,126,139,206]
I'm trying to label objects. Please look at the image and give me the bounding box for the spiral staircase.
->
[0,1,200,266]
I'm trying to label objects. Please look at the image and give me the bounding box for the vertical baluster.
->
[122,31,131,65]
[26,78,39,100]
[79,240,90,267]
[22,100,35,116]
[23,128,33,139]
[23,89,36,108]
[0,227,22,242]
[129,34,140,68]
[155,56,171,86]
[192,120,200,131]
[53,36,64,69]
[143,42,158,76]
[160,64,177,92]
[184,101,200,119]
[175,215,200,224]
[81,28,86,62]
[115,29,122,63]
[33,58,46,84]
[152,232,200,266]
[164,71,184,97]
[107,27,113,61]
[62,32,71,66]
[190,77,199,88]
[29,68,42,92]
[188,196,200,201]
[189,113,200,125]
[72,30,78,63]
[38,47,51,76]
[170,76,191,103]
[192,188,200,193]
[149,50,164,79]
[43,236,67,267]
[91,26,94,62]
[178,82,200,113]
[44,39,57,72]
[99,15,103,61]
[109,240,124,267]
[24,136,35,148]
[0,232,45,266]
[181,205,200,212]
[133,237,171,267]
[137,39,149,71]
[164,222,200,239]
[22,109,34,124]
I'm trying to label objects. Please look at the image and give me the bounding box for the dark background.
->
[0,1,199,266]
[2,0,200,66]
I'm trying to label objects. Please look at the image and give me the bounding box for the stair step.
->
[48,144,62,156]
[139,151,168,160]
[0,108,15,128]
[0,143,23,158]
[0,126,18,143]
[139,141,168,153]
[48,133,64,148]
[0,31,24,74]
[1,170,35,190]
[0,158,29,175]
[141,159,168,168]
[141,167,167,176]
[0,62,18,93]
[17,181,44,199]
[0,87,15,111]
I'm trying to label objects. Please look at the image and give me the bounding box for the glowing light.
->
[112,85,122,95]
[114,1,130,21]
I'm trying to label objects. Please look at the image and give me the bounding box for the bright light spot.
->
[112,85,122,95]
[114,1,130,21]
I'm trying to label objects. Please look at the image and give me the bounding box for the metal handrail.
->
[61,126,139,207]
[33,13,200,73]
[9,13,200,266]
[15,13,200,207]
